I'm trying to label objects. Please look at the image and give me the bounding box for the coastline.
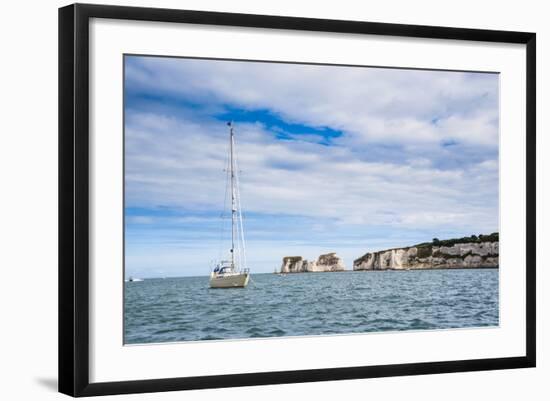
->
[277,233,499,274]
[275,266,499,274]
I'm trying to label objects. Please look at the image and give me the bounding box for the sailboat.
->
[210,122,250,288]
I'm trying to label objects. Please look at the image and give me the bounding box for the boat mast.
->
[229,122,236,270]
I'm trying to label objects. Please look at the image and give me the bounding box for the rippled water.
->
[124,269,498,344]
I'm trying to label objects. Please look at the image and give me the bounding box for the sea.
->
[124,269,499,344]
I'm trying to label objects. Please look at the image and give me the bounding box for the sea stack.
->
[281,256,309,273]
[280,253,346,273]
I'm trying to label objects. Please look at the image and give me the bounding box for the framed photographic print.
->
[58,3,536,397]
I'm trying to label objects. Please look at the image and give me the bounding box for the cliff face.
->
[281,256,308,273]
[353,241,499,271]
[281,253,346,273]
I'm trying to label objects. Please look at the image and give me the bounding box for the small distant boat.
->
[273,268,286,276]
[127,277,143,282]
[210,122,250,289]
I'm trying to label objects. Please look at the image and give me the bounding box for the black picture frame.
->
[59,3,536,397]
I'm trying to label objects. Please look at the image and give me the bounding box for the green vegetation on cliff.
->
[414,232,499,249]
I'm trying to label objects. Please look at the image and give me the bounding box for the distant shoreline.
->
[276,266,499,274]
[127,266,500,281]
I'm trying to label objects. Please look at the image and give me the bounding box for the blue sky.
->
[124,55,499,278]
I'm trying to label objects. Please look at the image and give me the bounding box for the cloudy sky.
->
[124,55,499,278]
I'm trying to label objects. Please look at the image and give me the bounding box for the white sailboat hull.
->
[209,272,249,288]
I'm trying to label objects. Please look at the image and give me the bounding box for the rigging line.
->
[233,126,246,256]
[233,137,241,269]
[238,187,247,270]
[238,181,246,269]
[231,132,241,271]
[217,140,231,262]
[230,130,237,270]
[234,145,247,270]
[235,172,243,269]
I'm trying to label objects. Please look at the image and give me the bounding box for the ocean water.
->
[124,269,499,344]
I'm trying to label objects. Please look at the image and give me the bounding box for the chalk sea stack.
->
[353,233,499,271]
[281,253,346,273]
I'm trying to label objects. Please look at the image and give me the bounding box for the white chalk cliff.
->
[353,239,499,271]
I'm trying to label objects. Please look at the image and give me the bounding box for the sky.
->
[124,55,499,278]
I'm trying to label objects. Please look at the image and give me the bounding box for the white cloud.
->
[126,57,499,148]
[125,111,498,232]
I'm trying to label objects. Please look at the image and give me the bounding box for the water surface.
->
[124,269,499,344]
